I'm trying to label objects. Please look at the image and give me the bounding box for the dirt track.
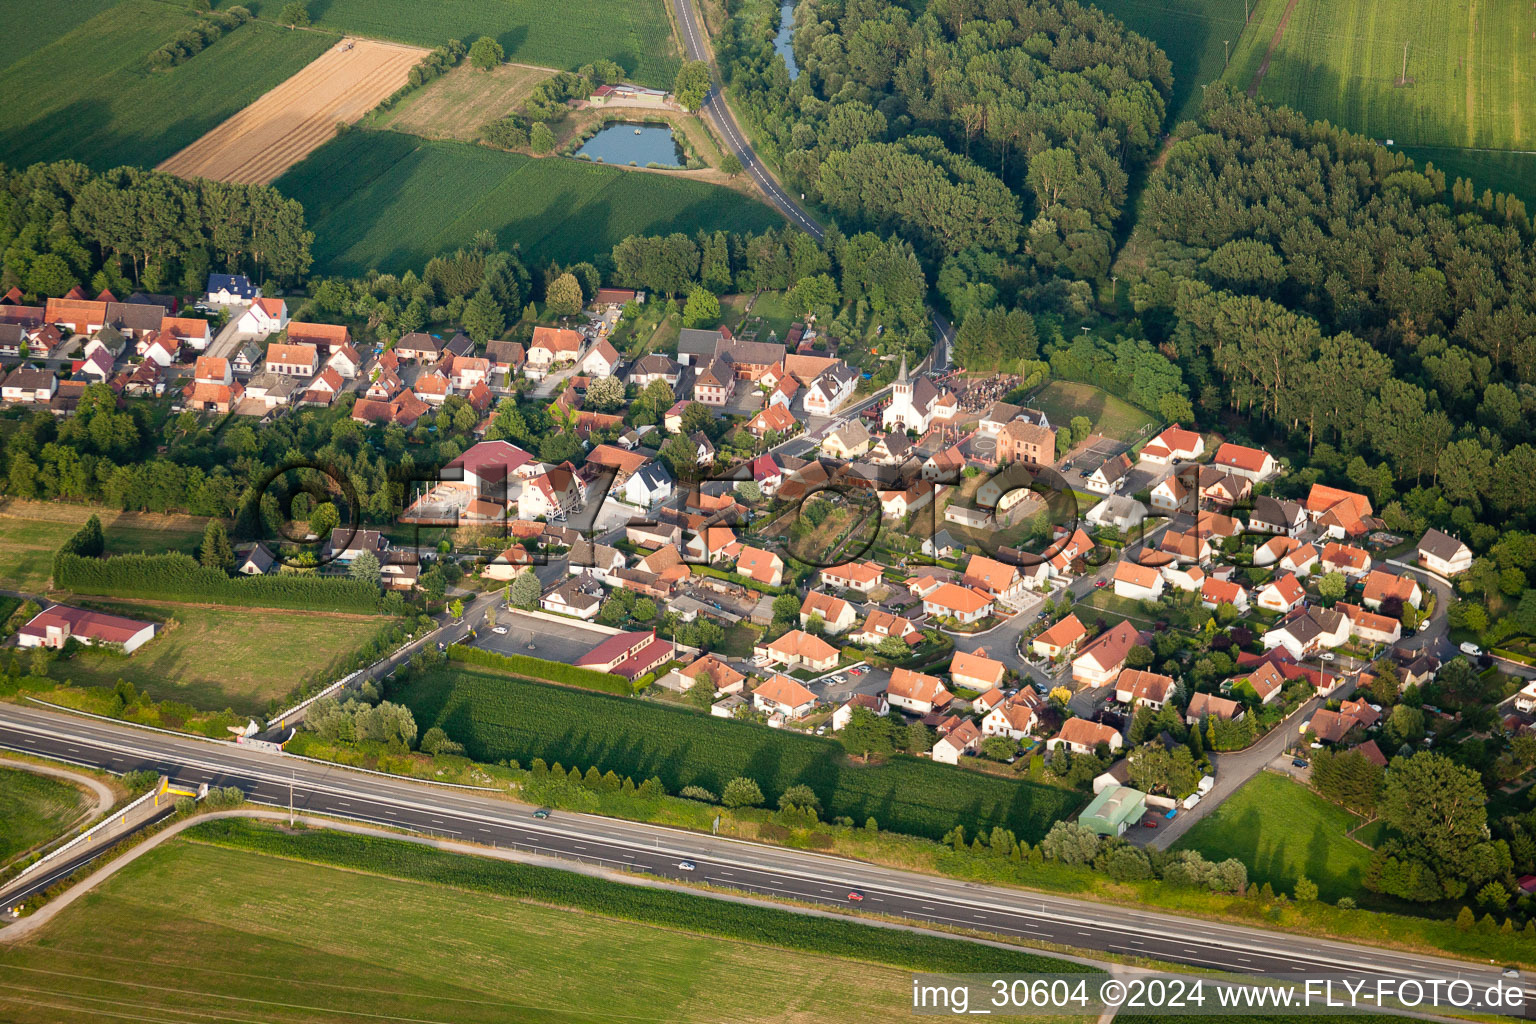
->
[157,37,426,185]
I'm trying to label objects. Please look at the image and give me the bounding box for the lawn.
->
[373,61,555,143]
[0,828,1074,1024]
[1251,0,1536,151]
[1174,771,1373,903]
[275,129,783,277]
[244,0,680,88]
[1094,0,1275,125]
[0,501,207,593]
[1030,381,1158,442]
[393,665,1084,842]
[55,599,393,715]
[0,1,339,171]
[0,764,91,865]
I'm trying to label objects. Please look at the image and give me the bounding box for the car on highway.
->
[678,861,697,872]
[492,626,508,635]
[532,809,550,819]
[1503,967,1520,979]
[846,890,864,901]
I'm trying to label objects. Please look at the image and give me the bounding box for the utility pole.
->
[288,770,294,827]
[1224,39,1231,68]
[1243,0,1250,24]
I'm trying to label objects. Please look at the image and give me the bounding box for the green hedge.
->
[187,818,1077,974]
[54,552,386,613]
[447,643,632,694]
[690,564,786,595]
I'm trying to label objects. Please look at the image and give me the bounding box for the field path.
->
[1464,0,1478,145]
[1248,0,1301,97]
[158,37,427,185]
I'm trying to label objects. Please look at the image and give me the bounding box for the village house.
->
[803,364,856,416]
[1049,718,1123,756]
[526,326,584,373]
[746,402,797,439]
[982,692,1041,741]
[1137,424,1204,465]
[234,296,288,336]
[1336,602,1402,645]
[574,630,674,681]
[931,719,982,764]
[395,333,445,363]
[541,575,604,620]
[1115,668,1175,709]
[623,463,675,507]
[2,366,57,404]
[684,525,737,564]
[1186,692,1244,726]
[1112,560,1165,602]
[821,421,871,460]
[665,655,747,697]
[692,355,736,406]
[755,629,839,672]
[518,466,583,520]
[950,649,1006,691]
[735,545,785,587]
[205,273,258,305]
[1320,542,1372,577]
[1250,496,1306,536]
[832,692,889,731]
[1279,543,1320,576]
[160,316,212,352]
[17,604,157,654]
[921,582,994,625]
[1085,453,1133,495]
[1417,528,1473,577]
[1238,661,1287,704]
[961,554,1025,602]
[1149,474,1193,515]
[1211,442,1278,482]
[1032,613,1086,659]
[1264,605,1350,659]
[1361,569,1422,610]
[1071,620,1143,687]
[820,561,882,593]
[578,339,622,378]
[628,353,680,388]
[997,418,1056,467]
[800,591,857,633]
[887,667,953,714]
[1254,573,1307,614]
[1200,577,1248,612]
[849,608,921,647]
[752,675,819,720]
[266,342,318,377]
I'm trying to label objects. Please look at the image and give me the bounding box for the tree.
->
[1294,875,1318,902]
[1039,821,1101,865]
[840,706,897,761]
[720,153,742,176]
[468,36,504,71]
[673,60,711,110]
[1316,571,1347,603]
[448,598,464,621]
[530,122,555,153]
[721,776,764,808]
[199,520,234,573]
[1124,644,1153,669]
[777,784,820,817]
[1380,752,1490,874]
[1310,749,1383,814]
[349,550,381,585]
[508,569,541,609]
[681,287,720,328]
[980,736,1016,761]
[545,272,584,316]
[308,501,340,539]
[462,287,505,343]
[585,375,625,410]
[278,1,309,26]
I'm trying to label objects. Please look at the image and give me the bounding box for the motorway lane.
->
[0,703,1529,1000]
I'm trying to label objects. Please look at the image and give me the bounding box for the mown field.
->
[0,0,339,170]
[1252,0,1536,151]
[243,0,679,87]
[1029,381,1158,442]
[394,666,1083,842]
[0,501,207,593]
[374,61,554,143]
[55,599,392,714]
[276,129,782,276]
[0,823,1076,1024]
[1174,772,1373,903]
[0,765,90,865]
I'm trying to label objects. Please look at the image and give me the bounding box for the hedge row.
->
[446,643,632,695]
[690,564,786,595]
[186,818,1077,974]
[55,552,387,614]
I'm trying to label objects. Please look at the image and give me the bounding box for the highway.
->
[1,701,1528,1005]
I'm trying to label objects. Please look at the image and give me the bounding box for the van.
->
[1197,775,1214,795]
[1459,642,1483,656]
[1182,792,1202,810]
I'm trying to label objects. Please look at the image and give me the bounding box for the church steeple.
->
[897,352,909,383]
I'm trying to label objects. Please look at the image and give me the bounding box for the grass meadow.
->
[0,829,1077,1024]
[373,62,554,143]
[0,1,338,170]
[1251,0,1536,151]
[242,0,680,87]
[1029,381,1158,442]
[276,129,782,276]
[0,765,90,865]
[0,501,207,593]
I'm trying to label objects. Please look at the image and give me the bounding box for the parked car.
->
[1142,816,1159,829]
[492,626,508,635]
[1318,652,1336,662]
[1093,580,1107,588]
[1292,758,1309,768]
[1459,642,1483,656]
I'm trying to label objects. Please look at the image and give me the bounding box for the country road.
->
[0,701,1529,1002]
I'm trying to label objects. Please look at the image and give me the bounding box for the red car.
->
[1094,580,1108,588]
[847,890,865,902]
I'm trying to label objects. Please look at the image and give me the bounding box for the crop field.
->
[0,501,206,593]
[0,824,1076,1024]
[374,61,555,143]
[276,129,782,276]
[0,1,339,171]
[1173,772,1373,903]
[158,37,426,185]
[4,0,121,66]
[1399,145,1536,210]
[243,0,679,88]
[394,666,1083,842]
[1252,0,1536,151]
[0,765,90,865]
[56,599,392,714]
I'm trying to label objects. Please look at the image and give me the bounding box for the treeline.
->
[721,0,1170,281]
[481,60,624,154]
[55,552,391,614]
[374,39,466,114]
[0,161,313,298]
[147,6,253,70]
[447,643,631,695]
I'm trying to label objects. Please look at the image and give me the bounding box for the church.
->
[881,355,948,434]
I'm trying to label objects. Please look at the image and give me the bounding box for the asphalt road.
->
[0,702,1528,1002]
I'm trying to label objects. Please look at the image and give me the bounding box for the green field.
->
[0,1,339,171]
[56,599,391,714]
[276,130,783,276]
[395,666,1083,842]
[1029,381,1159,442]
[0,822,1075,1023]
[0,502,207,593]
[245,0,679,87]
[1174,772,1373,903]
[1398,144,1536,210]
[1252,0,1536,151]
[1095,0,1275,125]
[0,765,90,865]
[4,0,122,66]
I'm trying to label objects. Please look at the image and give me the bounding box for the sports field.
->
[374,61,556,143]
[0,501,207,593]
[57,599,392,714]
[0,1,340,171]
[246,0,680,88]
[276,129,783,276]
[0,765,90,866]
[158,37,426,184]
[0,830,1072,1023]
[1251,0,1536,150]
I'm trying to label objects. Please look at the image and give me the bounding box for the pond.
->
[774,1,799,80]
[575,122,686,168]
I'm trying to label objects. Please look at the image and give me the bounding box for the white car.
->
[1459,642,1483,656]
[492,626,508,635]
[678,861,696,872]
[1318,652,1336,662]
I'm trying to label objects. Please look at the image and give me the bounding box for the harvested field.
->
[158,37,426,185]
[376,61,555,143]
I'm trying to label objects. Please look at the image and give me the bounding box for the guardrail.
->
[266,669,365,731]
[7,781,163,889]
